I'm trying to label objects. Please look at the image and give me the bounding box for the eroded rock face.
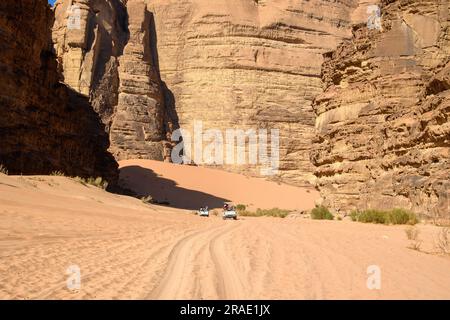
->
[0,0,118,183]
[52,0,128,125]
[110,0,166,160]
[312,0,450,218]
[147,0,366,185]
[53,0,170,161]
[53,0,388,186]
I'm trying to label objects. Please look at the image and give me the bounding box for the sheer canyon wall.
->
[2,0,447,217]
[52,0,171,161]
[146,0,369,184]
[0,0,118,183]
[53,0,377,185]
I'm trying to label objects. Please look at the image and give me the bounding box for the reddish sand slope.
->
[1,172,450,299]
[118,159,319,210]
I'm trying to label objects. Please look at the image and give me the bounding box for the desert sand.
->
[0,167,449,300]
[118,159,319,211]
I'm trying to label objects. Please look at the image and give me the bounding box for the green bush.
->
[74,176,108,190]
[238,207,291,218]
[390,208,418,225]
[236,204,247,212]
[350,210,360,222]
[50,171,66,176]
[351,208,418,225]
[358,209,389,224]
[310,206,334,220]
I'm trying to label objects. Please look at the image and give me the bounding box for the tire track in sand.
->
[149,222,241,299]
[209,224,246,299]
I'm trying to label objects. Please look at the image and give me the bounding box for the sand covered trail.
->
[0,171,450,299]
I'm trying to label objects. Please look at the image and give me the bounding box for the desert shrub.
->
[236,204,246,212]
[0,164,8,175]
[141,195,154,204]
[409,240,422,251]
[357,209,389,224]
[235,210,255,217]
[405,226,420,241]
[238,208,291,218]
[50,171,65,176]
[86,177,108,189]
[74,176,108,190]
[352,208,418,225]
[405,226,422,251]
[436,227,449,255]
[390,208,418,225]
[212,210,219,216]
[310,206,334,220]
[350,210,360,222]
[256,208,291,218]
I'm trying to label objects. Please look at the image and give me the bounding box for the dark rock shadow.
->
[119,165,230,210]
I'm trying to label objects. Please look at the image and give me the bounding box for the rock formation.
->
[53,0,380,185]
[312,0,449,219]
[147,0,366,185]
[0,0,118,183]
[110,0,166,160]
[47,0,449,218]
[52,0,171,161]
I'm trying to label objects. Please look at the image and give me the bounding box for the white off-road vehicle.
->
[197,208,209,217]
[223,207,238,220]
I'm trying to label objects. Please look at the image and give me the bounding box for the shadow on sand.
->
[119,165,230,210]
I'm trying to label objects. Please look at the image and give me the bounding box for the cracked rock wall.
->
[53,0,169,161]
[312,0,450,218]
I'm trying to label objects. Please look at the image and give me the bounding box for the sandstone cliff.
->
[147,0,365,185]
[53,0,378,185]
[0,0,118,183]
[312,0,450,219]
[52,0,171,161]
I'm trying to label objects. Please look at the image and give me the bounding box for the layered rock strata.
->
[53,0,380,185]
[147,0,366,185]
[312,0,450,218]
[52,0,170,161]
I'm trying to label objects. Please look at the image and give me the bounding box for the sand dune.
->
[119,159,319,210]
[0,171,450,299]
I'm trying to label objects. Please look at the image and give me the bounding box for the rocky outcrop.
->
[312,0,450,219]
[109,0,166,160]
[0,0,118,183]
[52,0,170,161]
[53,0,379,185]
[147,0,368,185]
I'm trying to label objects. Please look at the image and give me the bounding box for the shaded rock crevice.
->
[53,0,175,161]
[0,0,118,183]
